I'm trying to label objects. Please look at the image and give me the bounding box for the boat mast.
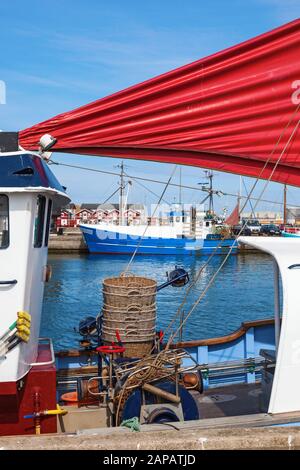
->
[179,166,185,221]
[283,184,287,225]
[238,176,242,219]
[179,167,182,206]
[207,171,214,214]
[199,171,224,217]
[119,161,126,226]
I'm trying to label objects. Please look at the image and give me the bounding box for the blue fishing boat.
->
[282,228,300,237]
[80,221,237,255]
[80,164,237,255]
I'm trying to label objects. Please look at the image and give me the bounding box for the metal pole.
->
[209,172,213,213]
[119,161,125,226]
[236,176,242,221]
[283,184,287,225]
[273,259,281,356]
[179,167,182,206]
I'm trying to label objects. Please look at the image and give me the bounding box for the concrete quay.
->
[0,426,300,450]
[49,232,88,253]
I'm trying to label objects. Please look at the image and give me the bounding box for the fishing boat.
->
[79,164,237,255]
[1,19,300,442]
[281,229,300,237]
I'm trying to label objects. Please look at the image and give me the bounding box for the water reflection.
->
[41,252,275,350]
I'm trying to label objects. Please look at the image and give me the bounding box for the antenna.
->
[198,170,222,214]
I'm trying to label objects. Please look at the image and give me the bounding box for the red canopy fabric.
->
[20,19,300,186]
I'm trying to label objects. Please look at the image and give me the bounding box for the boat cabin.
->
[0,133,69,435]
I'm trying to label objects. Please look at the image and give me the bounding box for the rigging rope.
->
[123,171,170,204]
[148,241,226,356]
[123,166,178,274]
[238,104,300,217]
[49,107,300,345]
[162,104,300,347]
[242,178,256,218]
[166,113,300,348]
[101,183,128,205]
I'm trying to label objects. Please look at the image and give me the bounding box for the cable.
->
[242,178,256,218]
[151,241,226,354]
[123,166,178,274]
[49,161,297,209]
[166,115,300,347]
[101,184,127,205]
[238,104,300,216]
[164,105,300,347]
[51,108,300,346]
[123,171,170,204]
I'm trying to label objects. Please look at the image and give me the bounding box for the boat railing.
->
[56,354,276,398]
[200,356,275,380]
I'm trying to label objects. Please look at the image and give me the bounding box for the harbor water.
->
[41,252,276,351]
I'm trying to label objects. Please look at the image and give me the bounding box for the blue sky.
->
[1,0,300,212]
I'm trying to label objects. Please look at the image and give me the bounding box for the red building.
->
[55,203,145,228]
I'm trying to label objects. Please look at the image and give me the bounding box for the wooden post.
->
[142,383,181,403]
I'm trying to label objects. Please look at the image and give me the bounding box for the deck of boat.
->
[193,382,262,419]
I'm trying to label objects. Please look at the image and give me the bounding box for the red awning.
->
[20,19,300,186]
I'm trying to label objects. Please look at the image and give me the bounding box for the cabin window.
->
[34,195,46,248]
[44,199,52,247]
[0,195,9,249]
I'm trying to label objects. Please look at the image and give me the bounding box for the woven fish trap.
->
[102,339,154,358]
[102,313,156,332]
[102,303,156,321]
[102,324,155,341]
[103,275,157,308]
[101,274,157,358]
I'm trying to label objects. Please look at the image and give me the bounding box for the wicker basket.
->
[102,306,156,341]
[102,316,156,332]
[102,326,155,341]
[101,275,157,358]
[103,303,156,321]
[102,339,153,358]
[103,276,157,308]
[102,302,156,314]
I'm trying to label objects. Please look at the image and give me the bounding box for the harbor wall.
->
[49,231,88,253]
[1,426,300,450]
